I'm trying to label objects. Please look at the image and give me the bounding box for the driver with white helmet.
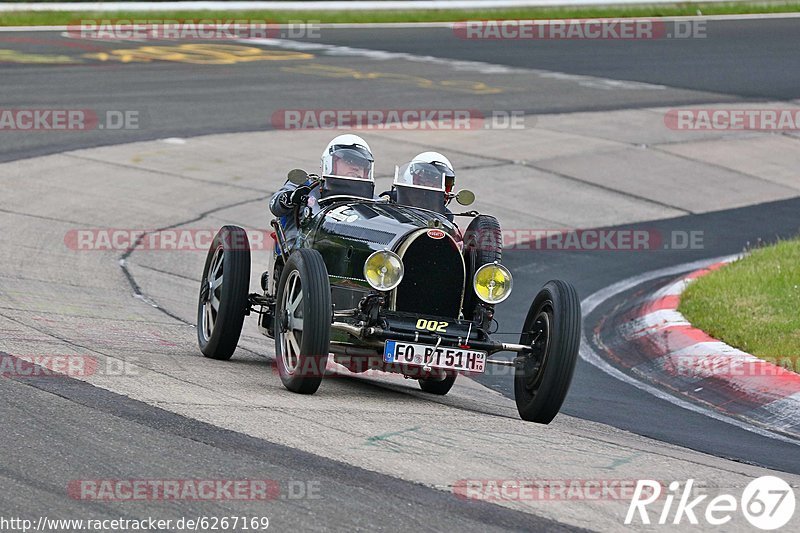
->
[270,134,374,248]
[320,133,374,180]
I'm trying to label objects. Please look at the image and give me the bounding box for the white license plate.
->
[383,340,486,373]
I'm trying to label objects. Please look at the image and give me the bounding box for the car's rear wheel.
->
[197,225,251,360]
[418,372,457,395]
[514,280,581,424]
[462,215,502,320]
[275,248,331,395]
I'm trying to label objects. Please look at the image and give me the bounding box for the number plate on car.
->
[383,340,486,373]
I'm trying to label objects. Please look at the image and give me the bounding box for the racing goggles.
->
[407,162,446,189]
[331,146,374,180]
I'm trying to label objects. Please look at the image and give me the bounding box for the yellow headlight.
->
[473,262,513,304]
[364,250,404,291]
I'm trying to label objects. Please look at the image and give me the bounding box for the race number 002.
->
[416,319,448,333]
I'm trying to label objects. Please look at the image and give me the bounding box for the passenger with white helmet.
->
[269,134,374,248]
[410,151,456,194]
[386,151,456,217]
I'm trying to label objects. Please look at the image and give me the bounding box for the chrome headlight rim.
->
[473,261,513,304]
[364,249,405,291]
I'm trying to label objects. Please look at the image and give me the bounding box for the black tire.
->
[275,248,331,395]
[418,372,457,395]
[514,280,581,424]
[197,226,251,360]
[462,215,502,320]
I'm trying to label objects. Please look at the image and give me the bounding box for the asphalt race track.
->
[1,17,799,531]
[486,197,800,474]
[3,18,800,162]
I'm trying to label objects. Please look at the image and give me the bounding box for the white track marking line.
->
[653,277,692,298]
[238,37,667,90]
[580,253,800,446]
[55,25,662,90]
[5,1,800,13]
[0,1,752,13]
[318,13,800,25]
[4,12,800,28]
[621,309,690,339]
[667,341,752,357]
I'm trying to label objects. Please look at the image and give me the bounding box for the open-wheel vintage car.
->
[196,164,582,423]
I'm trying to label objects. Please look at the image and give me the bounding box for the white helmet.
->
[412,151,455,192]
[321,134,374,180]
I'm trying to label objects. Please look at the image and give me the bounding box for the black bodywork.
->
[253,177,511,378]
[200,171,580,423]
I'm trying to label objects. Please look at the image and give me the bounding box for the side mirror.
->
[455,189,475,206]
[287,168,309,185]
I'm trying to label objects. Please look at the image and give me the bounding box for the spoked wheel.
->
[275,248,331,395]
[197,225,251,360]
[419,372,457,395]
[514,280,581,424]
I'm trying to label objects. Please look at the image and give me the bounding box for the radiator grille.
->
[395,233,464,319]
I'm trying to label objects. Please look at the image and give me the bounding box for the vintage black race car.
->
[196,165,582,423]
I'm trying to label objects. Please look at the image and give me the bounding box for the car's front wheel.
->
[275,248,331,395]
[514,280,581,423]
[197,225,251,360]
[462,215,502,321]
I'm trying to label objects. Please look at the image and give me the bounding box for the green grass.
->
[2,3,800,26]
[679,238,800,373]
